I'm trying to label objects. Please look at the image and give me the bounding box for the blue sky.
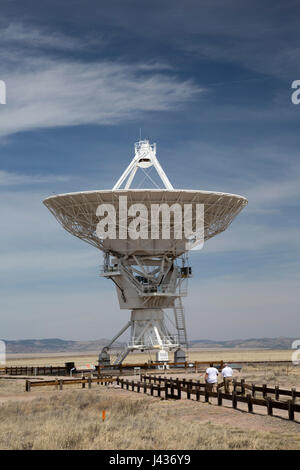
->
[0,0,299,341]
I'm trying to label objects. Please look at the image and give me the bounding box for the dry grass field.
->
[1,384,300,450]
[1,349,300,450]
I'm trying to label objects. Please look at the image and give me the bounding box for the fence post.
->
[59,379,63,391]
[247,394,253,412]
[126,380,129,390]
[232,391,237,409]
[291,388,296,403]
[288,400,295,421]
[144,383,147,394]
[252,383,255,397]
[241,379,245,395]
[217,390,222,406]
[150,385,154,396]
[177,382,181,400]
[88,377,92,389]
[262,384,267,398]
[165,384,168,400]
[25,380,31,392]
[186,382,191,400]
[82,376,86,389]
[132,380,135,391]
[266,397,273,416]
[157,384,161,398]
[170,379,174,399]
[275,385,279,401]
[205,387,209,403]
[233,379,237,393]
[137,382,140,393]
[188,379,193,399]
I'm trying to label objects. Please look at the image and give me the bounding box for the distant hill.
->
[2,338,125,354]
[190,337,297,350]
[1,337,297,353]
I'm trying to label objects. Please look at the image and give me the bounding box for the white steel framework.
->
[113,140,173,190]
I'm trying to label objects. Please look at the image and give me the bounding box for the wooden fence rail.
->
[2,366,68,376]
[24,373,300,421]
[25,376,115,392]
[117,376,300,421]
[141,375,300,401]
[1,359,296,377]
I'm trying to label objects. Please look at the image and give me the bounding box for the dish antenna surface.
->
[43,139,247,365]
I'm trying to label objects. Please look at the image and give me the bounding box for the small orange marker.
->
[102,410,106,422]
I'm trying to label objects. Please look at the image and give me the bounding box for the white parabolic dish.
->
[43,188,248,257]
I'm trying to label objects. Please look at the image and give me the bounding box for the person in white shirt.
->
[205,363,219,393]
[221,363,233,393]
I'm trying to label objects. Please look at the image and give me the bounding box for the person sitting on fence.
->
[205,363,219,396]
[221,363,233,393]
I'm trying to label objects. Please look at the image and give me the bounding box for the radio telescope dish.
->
[43,139,247,365]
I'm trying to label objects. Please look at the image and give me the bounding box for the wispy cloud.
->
[202,223,300,254]
[0,170,69,186]
[244,177,300,207]
[0,23,201,138]
[0,22,104,52]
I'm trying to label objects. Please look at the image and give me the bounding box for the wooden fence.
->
[1,366,68,376]
[25,376,115,392]
[24,372,300,421]
[1,359,295,377]
[141,374,300,401]
[115,375,300,421]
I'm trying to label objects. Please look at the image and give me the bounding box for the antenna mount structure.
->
[113,139,173,190]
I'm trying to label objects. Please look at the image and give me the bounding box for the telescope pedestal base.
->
[129,309,179,351]
[98,308,180,366]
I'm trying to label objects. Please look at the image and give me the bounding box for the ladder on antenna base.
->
[173,297,188,348]
[113,346,130,365]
